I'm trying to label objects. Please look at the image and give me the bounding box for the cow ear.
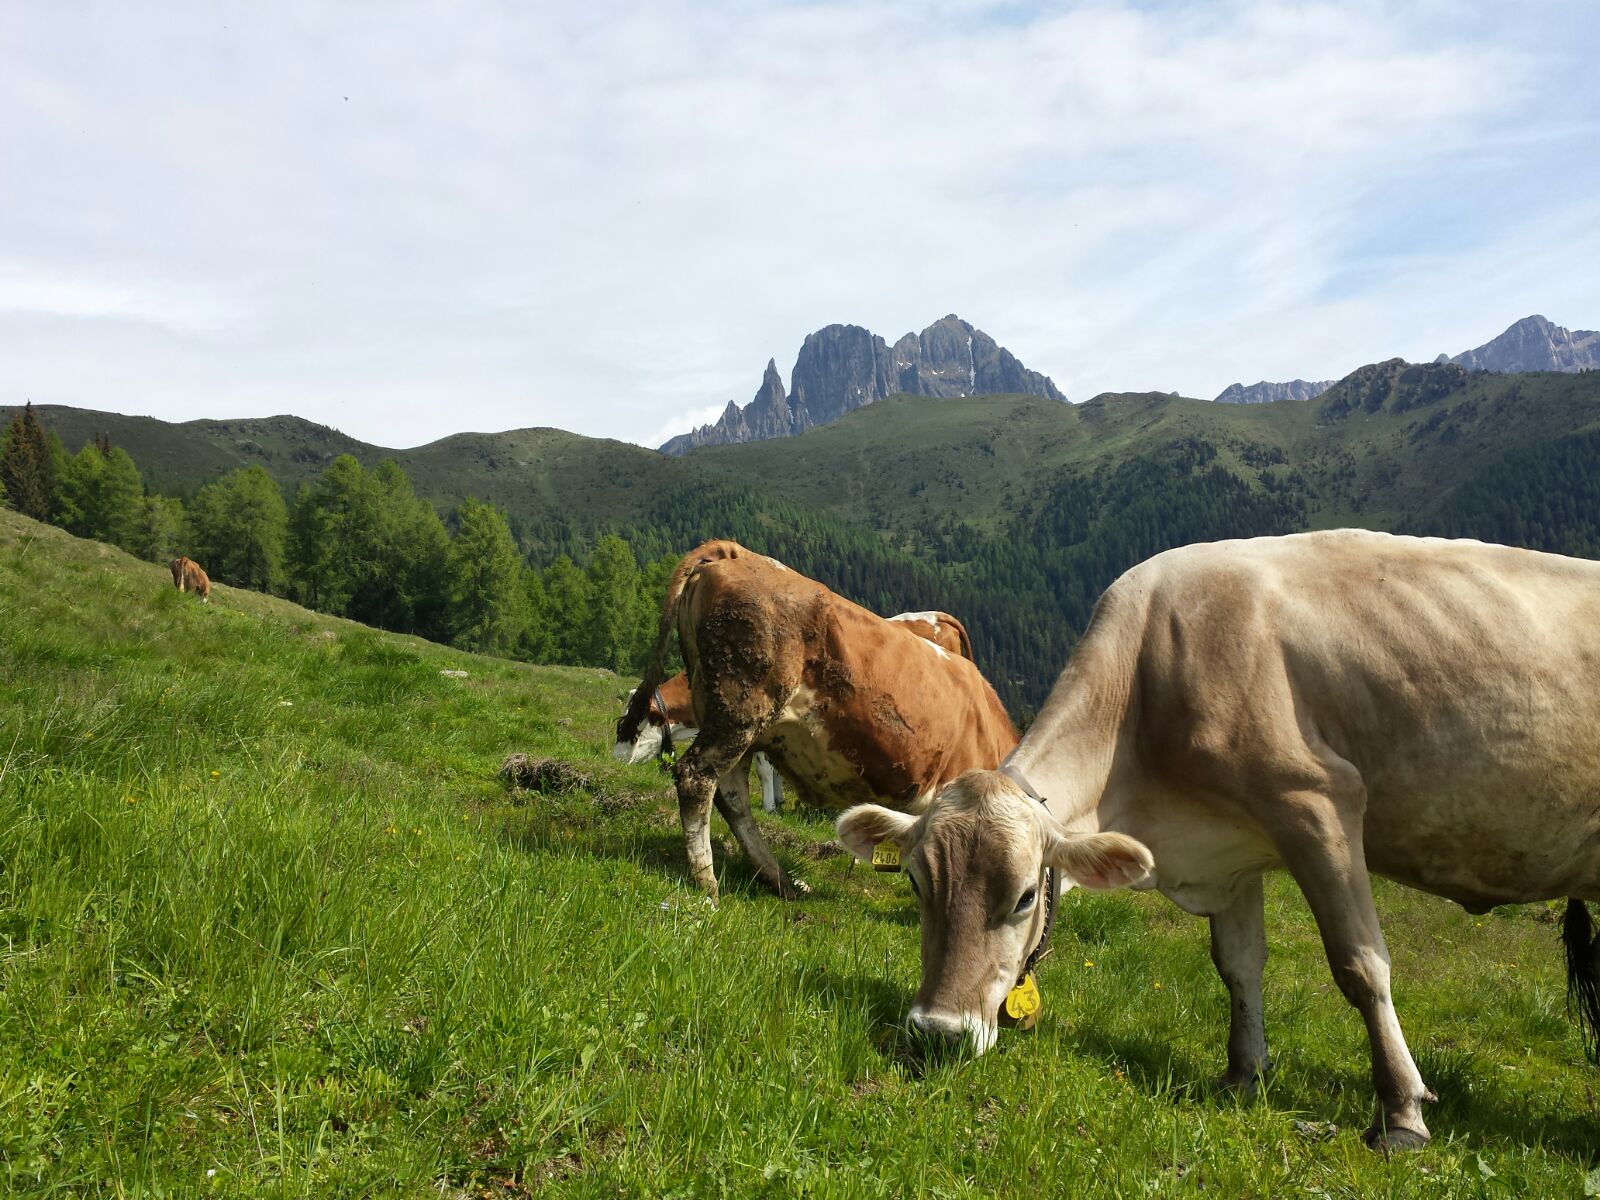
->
[1044,830,1153,890]
[836,805,919,863]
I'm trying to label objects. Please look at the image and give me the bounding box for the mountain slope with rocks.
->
[1213,378,1336,405]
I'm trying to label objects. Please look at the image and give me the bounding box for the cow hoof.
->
[1216,1070,1264,1098]
[774,875,812,901]
[1363,1124,1430,1152]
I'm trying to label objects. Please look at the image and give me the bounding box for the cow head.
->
[837,769,1151,1053]
[612,719,667,764]
[612,688,667,763]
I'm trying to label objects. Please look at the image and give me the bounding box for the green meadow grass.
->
[2,510,1598,1197]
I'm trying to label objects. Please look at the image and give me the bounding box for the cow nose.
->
[907,1006,966,1043]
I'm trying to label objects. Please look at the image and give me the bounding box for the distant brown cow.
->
[616,540,1017,899]
[169,556,211,602]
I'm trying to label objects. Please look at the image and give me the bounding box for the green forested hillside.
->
[13,361,1600,713]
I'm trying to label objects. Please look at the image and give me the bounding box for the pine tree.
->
[542,555,593,665]
[518,566,554,662]
[448,498,530,655]
[0,402,58,522]
[585,533,641,673]
[190,466,288,591]
[133,495,188,563]
[57,442,144,550]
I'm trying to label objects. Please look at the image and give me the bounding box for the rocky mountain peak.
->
[661,316,1063,455]
[1442,314,1600,374]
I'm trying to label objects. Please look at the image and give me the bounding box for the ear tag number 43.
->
[871,841,901,871]
[1002,973,1041,1030]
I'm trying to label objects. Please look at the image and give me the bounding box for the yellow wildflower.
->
[209,770,220,779]
[1083,960,1096,968]
[125,796,139,806]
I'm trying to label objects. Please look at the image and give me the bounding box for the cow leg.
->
[672,729,752,908]
[1209,873,1269,1094]
[714,754,806,900]
[754,751,784,814]
[673,727,758,901]
[1276,799,1433,1150]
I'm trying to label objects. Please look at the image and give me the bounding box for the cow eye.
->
[1013,888,1037,915]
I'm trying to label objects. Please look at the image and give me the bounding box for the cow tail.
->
[951,617,974,662]
[614,541,740,745]
[1562,898,1600,1063]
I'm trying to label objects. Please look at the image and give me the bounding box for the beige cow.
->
[840,530,1600,1149]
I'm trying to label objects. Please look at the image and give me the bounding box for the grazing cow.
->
[168,556,211,602]
[614,610,980,811]
[617,541,1017,900]
[614,673,787,814]
[839,530,1600,1149]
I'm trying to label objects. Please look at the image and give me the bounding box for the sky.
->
[2,1,1597,450]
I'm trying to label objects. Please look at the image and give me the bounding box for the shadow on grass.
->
[491,780,869,904]
[1417,1053,1600,1158]
[1066,1022,1600,1156]
[785,967,958,1077]
[1064,1024,1213,1102]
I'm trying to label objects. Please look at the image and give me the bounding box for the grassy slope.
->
[2,510,1597,1196]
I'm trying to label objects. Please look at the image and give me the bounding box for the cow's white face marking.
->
[613,722,666,763]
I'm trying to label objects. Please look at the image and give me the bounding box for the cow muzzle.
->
[907,1005,998,1055]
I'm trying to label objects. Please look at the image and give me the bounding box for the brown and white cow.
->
[617,541,1017,900]
[615,611,981,813]
[613,673,787,814]
[885,611,974,661]
[839,530,1600,1149]
[169,556,211,602]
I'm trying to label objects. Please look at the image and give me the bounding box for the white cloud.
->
[0,261,237,333]
[0,0,1593,447]
[639,402,736,451]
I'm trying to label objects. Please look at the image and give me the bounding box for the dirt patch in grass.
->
[498,754,593,795]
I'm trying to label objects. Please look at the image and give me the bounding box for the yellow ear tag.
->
[871,841,901,872]
[1002,973,1041,1029]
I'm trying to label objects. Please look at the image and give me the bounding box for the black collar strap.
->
[1000,764,1059,984]
[652,688,673,760]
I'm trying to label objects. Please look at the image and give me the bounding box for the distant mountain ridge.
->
[1214,378,1336,405]
[1440,314,1600,374]
[660,314,1062,455]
